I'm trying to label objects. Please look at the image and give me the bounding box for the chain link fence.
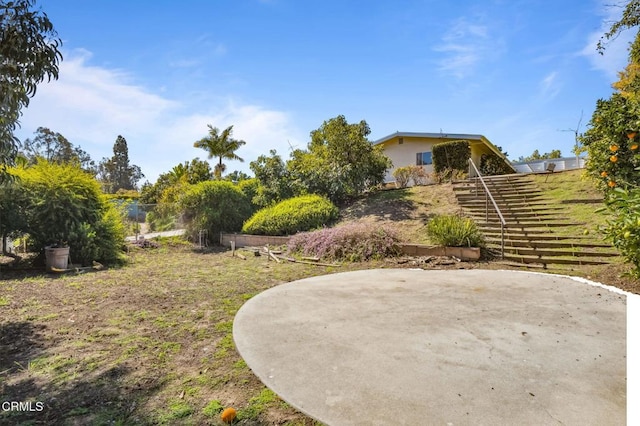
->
[113,201,185,238]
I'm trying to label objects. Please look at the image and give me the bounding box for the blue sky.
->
[16,0,636,183]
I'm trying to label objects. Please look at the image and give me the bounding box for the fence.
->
[111,201,184,238]
[512,157,586,174]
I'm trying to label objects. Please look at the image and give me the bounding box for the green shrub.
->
[426,214,485,247]
[12,161,125,265]
[394,165,429,187]
[179,180,252,241]
[287,222,401,261]
[237,178,261,212]
[393,167,412,188]
[480,152,514,176]
[242,195,338,236]
[68,201,126,265]
[599,188,640,277]
[432,140,470,174]
[430,168,468,184]
[409,165,428,185]
[145,206,179,232]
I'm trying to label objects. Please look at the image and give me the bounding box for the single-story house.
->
[372,131,514,183]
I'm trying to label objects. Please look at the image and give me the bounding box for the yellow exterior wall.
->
[378,135,499,184]
[380,136,435,182]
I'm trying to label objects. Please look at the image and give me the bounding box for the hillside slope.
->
[338,183,461,244]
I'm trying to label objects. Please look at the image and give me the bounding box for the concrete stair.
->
[452,174,618,267]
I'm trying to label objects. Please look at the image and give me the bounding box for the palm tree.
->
[193,125,246,179]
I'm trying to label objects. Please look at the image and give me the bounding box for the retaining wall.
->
[399,244,481,261]
[220,233,291,248]
[220,233,481,261]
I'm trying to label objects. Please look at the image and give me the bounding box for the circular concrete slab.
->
[233,269,626,425]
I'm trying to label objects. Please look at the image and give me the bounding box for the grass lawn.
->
[1,241,355,425]
[529,169,611,238]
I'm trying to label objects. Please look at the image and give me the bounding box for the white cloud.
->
[581,2,635,80]
[433,17,500,79]
[538,71,561,101]
[16,49,302,183]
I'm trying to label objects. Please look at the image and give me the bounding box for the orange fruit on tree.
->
[628,132,637,139]
[610,155,618,163]
[632,144,639,150]
[608,180,617,188]
[221,407,237,423]
[601,171,608,177]
[610,144,619,152]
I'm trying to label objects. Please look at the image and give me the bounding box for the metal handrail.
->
[468,159,506,258]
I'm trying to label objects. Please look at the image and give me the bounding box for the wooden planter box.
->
[399,244,481,261]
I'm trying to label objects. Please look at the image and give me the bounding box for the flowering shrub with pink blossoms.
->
[287,222,401,261]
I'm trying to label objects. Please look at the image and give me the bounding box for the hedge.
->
[242,194,338,236]
[432,140,471,173]
[180,180,252,241]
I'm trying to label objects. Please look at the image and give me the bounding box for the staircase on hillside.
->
[452,173,619,267]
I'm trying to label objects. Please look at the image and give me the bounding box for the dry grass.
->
[0,242,347,425]
[338,183,462,244]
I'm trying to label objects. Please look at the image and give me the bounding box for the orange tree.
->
[581,30,640,275]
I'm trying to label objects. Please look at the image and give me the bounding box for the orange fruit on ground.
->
[221,407,237,423]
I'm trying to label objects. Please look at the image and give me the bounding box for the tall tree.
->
[20,126,96,173]
[250,149,295,206]
[598,0,640,53]
[517,149,562,162]
[98,135,144,193]
[581,10,640,276]
[193,125,246,179]
[0,0,62,183]
[288,115,392,203]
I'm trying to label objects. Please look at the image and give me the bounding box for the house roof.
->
[372,131,515,173]
[372,132,486,146]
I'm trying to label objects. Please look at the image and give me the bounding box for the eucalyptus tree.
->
[1,0,62,183]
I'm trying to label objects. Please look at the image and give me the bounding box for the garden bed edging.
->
[221,233,481,261]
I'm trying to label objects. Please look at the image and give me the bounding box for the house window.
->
[398,137,404,144]
[416,152,432,166]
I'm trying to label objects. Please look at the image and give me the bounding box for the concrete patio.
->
[233,269,627,425]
